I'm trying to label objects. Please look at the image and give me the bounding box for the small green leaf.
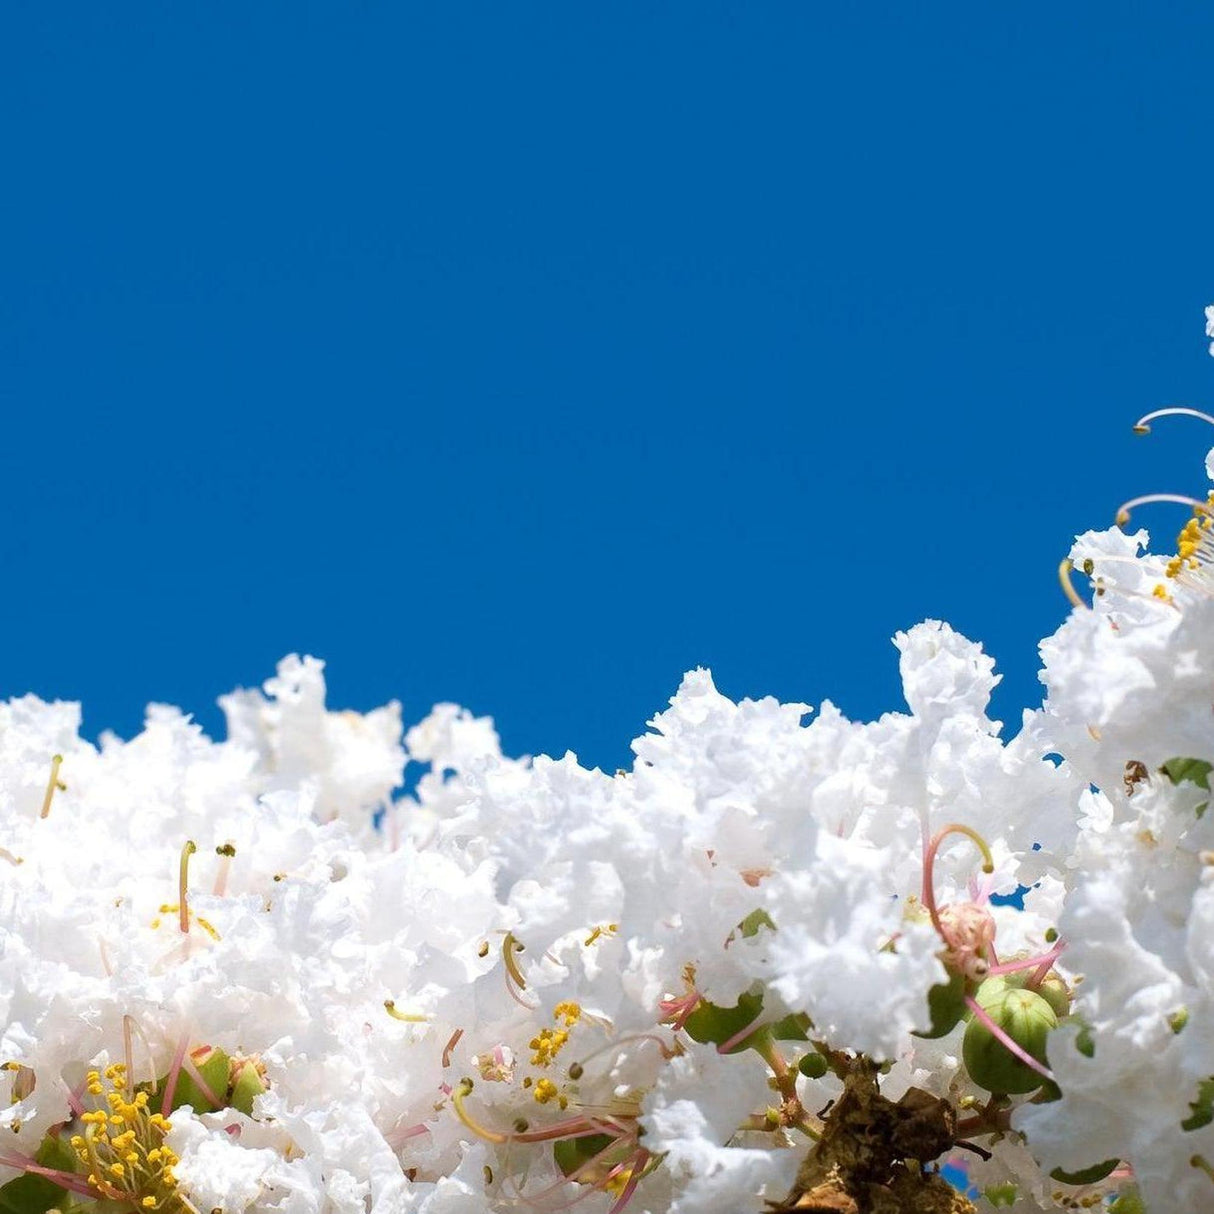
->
[1073,1020,1096,1059]
[1108,1188,1145,1214]
[769,1012,811,1042]
[553,1133,615,1177]
[1051,1159,1119,1185]
[1160,758,1212,815]
[0,1133,77,1214]
[737,909,775,938]
[915,969,967,1039]
[1182,1077,1214,1132]
[982,1183,1018,1207]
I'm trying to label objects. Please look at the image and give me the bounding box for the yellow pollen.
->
[528,1027,569,1067]
[66,1065,186,1213]
[531,1077,565,1107]
[553,1001,582,1026]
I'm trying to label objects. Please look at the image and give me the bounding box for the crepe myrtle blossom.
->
[7,320,1214,1212]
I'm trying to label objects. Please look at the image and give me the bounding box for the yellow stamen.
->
[384,1000,431,1023]
[1058,559,1090,611]
[502,933,527,992]
[39,755,65,819]
[178,841,196,934]
[451,1079,509,1145]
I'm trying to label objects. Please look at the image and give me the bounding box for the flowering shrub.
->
[4,332,1214,1213]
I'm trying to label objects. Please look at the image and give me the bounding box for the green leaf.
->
[1073,1020,1096,1059]
[1182,1077,1214,1132]
[1108,1188,1145,1214]
[1160,757,1212,789]
[0,1133,77,1214]
[737,909,775,938]
[914,969,967,1039]
[682,990,765,1053]
[769,1012,811,1042]
[1160,758,1212,816]
[553,1133,616,1178]
[1050,1159,1119,1185]
[982,1183,1018,1207]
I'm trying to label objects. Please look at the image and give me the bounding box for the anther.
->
[213,842,236,897]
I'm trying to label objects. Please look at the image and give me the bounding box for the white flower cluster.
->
[5,352,1214,1214]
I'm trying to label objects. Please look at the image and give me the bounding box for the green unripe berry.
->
[991,968,1071,1018]
[963,981,1057,1094]
[797,1052,829,1079]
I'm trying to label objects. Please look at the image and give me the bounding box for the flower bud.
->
[963,981,1057,1094]
[229,1057,268,1116]
[995,966,1071,1018]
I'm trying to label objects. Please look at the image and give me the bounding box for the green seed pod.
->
[915,969,968,1039]
[1033,974,1071,1019]
[963,983,1057,1094]
[990,969,1071,1019]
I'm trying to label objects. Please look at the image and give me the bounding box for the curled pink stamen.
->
[607,1148,650,1214]
[989,943,1065,982]
[922,824,994,939]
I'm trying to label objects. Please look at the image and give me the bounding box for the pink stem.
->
[64,1077,87,1117]
[161,1034,190,1118]
[607,1148,649,1214]
[179,1050,223,1108]
[717,1012,765,1054]
[988,944,1065,981]
[385,1121,430,1149]
[0,1151,98,1198]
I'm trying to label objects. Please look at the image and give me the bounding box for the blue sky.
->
[3,4,1214,771]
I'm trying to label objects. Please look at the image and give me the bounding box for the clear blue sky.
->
[3,4,1214,770]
